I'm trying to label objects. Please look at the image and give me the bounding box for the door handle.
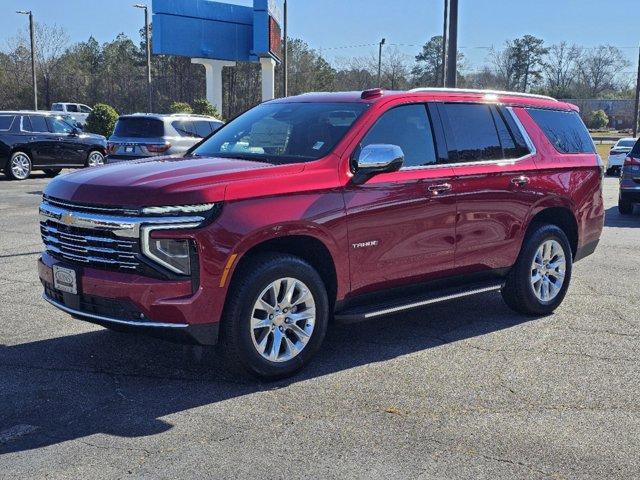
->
[427,183,452,195]
[511,176,530,187]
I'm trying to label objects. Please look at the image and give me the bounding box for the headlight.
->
[142,204,217,215]
[141,224,200,275]
[147,238,192,275]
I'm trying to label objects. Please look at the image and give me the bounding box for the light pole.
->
[17,10,37,110]
[441,0,449,87]
[283,0,288,97]
[445,0,458,88]
[134,4,153,112]
[377,38,386,88]
[633,45,640,138]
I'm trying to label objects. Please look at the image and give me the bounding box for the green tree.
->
[586,110,609,130]
[86,103,119,137]
[412,35,464,87]
[170,101,193,114]
[192,98,221,119]
[492,35,548,91]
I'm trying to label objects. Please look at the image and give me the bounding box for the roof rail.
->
[408,87,558,102]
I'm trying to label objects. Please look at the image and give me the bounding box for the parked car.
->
[607,137,637,176]
[38,88,604,379]
[618,138,640,214]
[106,113,224,163]
[51,103,93,127]
[0,111,107,180]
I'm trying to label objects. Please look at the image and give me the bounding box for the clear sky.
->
[1,0,638,75]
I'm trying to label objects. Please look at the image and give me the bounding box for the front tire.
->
[618,194,634,215]
[219,253,329,380]
[502,224,573,316]
[7,152,32,180]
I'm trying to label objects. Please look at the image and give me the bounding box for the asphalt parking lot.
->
[0,172,638,479]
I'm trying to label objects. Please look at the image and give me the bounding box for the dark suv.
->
[0,111,107,180]
[618,138,640,214]
[38,89,604,379]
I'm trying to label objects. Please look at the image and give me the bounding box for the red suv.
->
[38,88,604,379]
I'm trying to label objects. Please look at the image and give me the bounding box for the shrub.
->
[85,103,119,138]
[170,101,193,114]
[192,98,221,119]
[587,110,609,130]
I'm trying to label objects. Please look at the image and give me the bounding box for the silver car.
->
[607,137,637,176]
[106,113,224,163]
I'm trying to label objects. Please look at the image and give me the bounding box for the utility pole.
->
[441,0,449,87]
[283,0,288,97]
[134,4,153,112]
[377,38,386,88]
[633,45,640,138]
[17,10,37,110]
[445,0,458,88]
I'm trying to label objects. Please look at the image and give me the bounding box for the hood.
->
[79,132,106,142]
[44,156,304,206]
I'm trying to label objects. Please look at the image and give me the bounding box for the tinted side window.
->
[172,120,199,138]
[21,116,32,132]
[66,104,79,112]
[52,104,63,111]
[0,115,15,131]
[29,116,49,133]
[359,104,437,168]
[439,103,503,162]
[46,116,73,134]
[493,107,530,159]
[79,105,92,113]
[194,121,214,138]
[526,108,595,154]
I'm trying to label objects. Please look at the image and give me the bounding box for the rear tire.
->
[219,253,329,380]
[618,194,634,215]
[86,150,105,167]
[43,168,62,177]
[502,224,573,316]
[7,151,32,180]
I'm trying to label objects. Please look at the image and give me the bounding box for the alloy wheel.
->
[250,277,316,363]
[530,239,566,302]
[10,154,31,180]
[88,151,105,167]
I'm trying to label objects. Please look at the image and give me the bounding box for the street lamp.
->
[377,38,386,88]
[17,10,37,110]
[283,0,288,97]
[133,4,153,112]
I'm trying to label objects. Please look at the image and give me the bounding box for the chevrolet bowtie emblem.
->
[61,212,74,225]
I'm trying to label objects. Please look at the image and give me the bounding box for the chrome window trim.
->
[43,294,189,329]
[397,105,536,172]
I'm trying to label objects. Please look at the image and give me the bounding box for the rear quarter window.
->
[526,108,595,154]
[0,115,15,131]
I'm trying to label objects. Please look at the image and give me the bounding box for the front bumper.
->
[38,254,222,345]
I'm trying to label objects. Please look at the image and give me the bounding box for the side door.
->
[45,116,86,166]
[26,115,58,166]
[344,103,457,295]
[435,102,539,273]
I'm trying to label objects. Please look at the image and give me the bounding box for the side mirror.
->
[352,144,404,185]
[70,127,80,136]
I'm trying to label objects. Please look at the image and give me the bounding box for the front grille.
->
[41,222,141,272]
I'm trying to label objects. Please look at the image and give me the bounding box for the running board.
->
[334,282,504,323]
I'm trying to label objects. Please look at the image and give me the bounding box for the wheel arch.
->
[524,206,579,259]
[229,233,340,311]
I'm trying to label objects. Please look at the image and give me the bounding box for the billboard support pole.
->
[260,57,277,102]
[192,58,236,114]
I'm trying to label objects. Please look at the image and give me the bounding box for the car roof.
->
[270,88,578,111]
[119,113,222,122]
[0,110,59,116]
[617,137,638,142]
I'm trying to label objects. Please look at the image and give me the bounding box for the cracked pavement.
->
[0,172,638,479]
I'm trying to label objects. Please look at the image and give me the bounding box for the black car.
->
[0,111,107,180]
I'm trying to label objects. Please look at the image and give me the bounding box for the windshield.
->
[617,139,637,148]
[191,102,369,164]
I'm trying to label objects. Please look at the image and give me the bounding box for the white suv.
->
[51,103,93,127]
[607,137,637,176]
